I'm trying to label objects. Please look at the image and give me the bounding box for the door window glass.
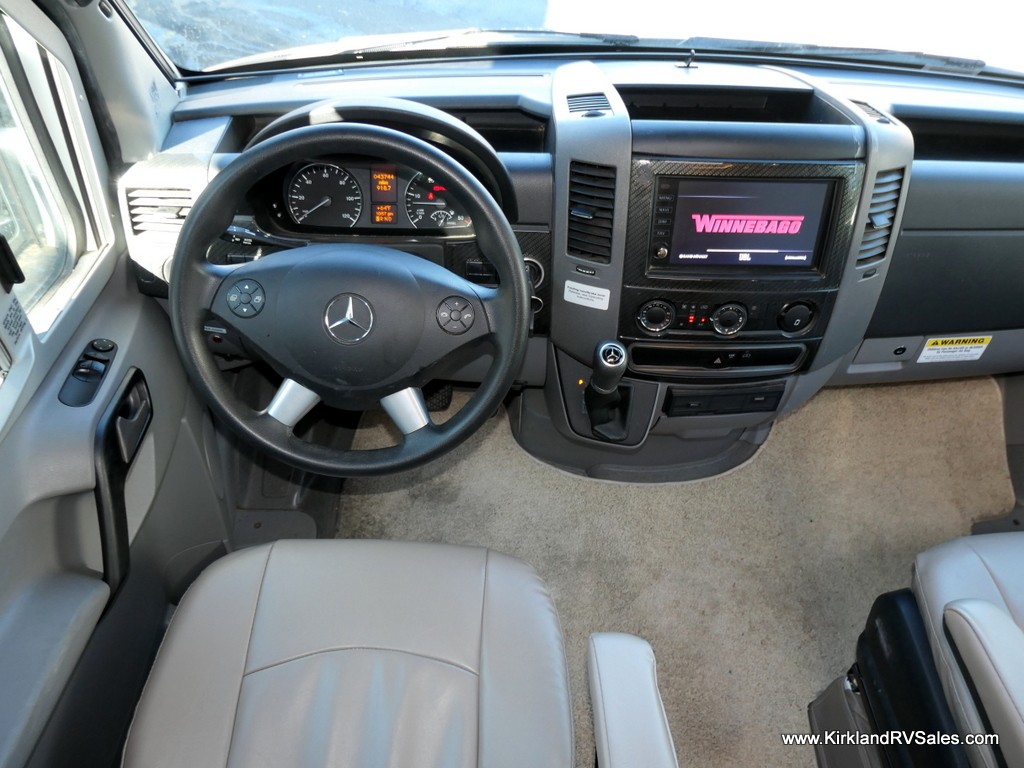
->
[0,44,74,311]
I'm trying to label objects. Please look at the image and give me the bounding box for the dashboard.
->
[120,54,1024,480]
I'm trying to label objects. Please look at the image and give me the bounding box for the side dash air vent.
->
[567,93,611,114]
[567,161,616,262]
[857,169,904,268]
[127,189,193,236]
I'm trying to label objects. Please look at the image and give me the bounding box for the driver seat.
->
[121,539,574,767]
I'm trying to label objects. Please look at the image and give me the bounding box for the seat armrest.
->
[588,632,679,768]
[944,599,1024,767]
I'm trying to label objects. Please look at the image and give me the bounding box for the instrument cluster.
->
[265,159,474,234]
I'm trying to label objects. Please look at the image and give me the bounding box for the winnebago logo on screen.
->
[691,214,805,234]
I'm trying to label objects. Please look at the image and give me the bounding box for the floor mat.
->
[339,378,1014,768]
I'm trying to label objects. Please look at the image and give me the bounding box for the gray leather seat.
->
[913,532,1024,768]
[122,539,574,768]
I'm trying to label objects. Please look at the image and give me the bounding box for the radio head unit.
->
[649,176,836,275]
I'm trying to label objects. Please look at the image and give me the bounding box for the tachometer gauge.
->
[286,163,362,227]
[404,173,472,230]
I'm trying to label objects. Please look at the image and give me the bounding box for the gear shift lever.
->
[589,341,628,395]
[585,341,630,442]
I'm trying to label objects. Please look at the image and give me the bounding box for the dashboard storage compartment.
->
[664,386,784,417]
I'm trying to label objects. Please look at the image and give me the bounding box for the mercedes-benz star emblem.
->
[324,294,374,345]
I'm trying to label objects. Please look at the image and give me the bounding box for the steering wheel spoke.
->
[263,378,322,428]
[474,285,505,332]
[186,259,239,314]
[380,387,433,435]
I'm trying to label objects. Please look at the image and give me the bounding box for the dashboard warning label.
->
[563,280,610,311]
[917,336,991,363]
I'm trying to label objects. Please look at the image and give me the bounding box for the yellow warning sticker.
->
[917,336,991,363]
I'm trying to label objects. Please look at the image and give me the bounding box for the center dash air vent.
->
[126,189,193,237]
[857,169,904,268]
[567,93,611,114]
[567,161,616,262]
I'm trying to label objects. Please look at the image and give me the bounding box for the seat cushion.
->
[913,533,1024,768]
[122,540,574,768]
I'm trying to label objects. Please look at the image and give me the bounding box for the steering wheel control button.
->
[437,296,475,334]
[778,302,815,333]
[228,280,265,318]
[711,303,747,336]
[324,294,374,345]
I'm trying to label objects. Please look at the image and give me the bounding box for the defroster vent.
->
[857,169,904,268]
[567,162,616,262]
[567,93,611,113]
[851,100,893,124]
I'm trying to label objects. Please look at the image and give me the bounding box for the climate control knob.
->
[711,303,747,336]
[638,300,675,333]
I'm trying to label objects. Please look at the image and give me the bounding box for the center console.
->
[509,60,914,481]
[621,160,862,380]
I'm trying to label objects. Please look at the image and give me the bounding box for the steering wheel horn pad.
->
[211,244,492,408]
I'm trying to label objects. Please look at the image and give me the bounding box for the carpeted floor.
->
[339,378,1014,768]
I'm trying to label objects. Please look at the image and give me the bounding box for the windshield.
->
[125,0,1024,76]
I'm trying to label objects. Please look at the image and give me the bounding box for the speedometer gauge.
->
[286,163,362,228]
[405,173,472,230]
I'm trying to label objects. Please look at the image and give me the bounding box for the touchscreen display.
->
[656,177,832,269]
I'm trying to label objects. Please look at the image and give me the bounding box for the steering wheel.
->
[169,122,530,477]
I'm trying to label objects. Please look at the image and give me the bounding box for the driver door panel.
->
[0,3,230,765]
[7,274,232,768]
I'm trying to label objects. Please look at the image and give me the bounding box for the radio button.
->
[711,304,747,336]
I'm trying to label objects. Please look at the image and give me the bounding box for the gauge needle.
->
[297,196,331,222]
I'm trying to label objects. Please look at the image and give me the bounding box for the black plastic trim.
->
[632,121,865,160]
[94,369,151,598]
[854,589,971,768]
[58,339,118,407]
[0,234,25,293]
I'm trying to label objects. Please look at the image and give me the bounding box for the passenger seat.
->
[913,533,1024,768]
